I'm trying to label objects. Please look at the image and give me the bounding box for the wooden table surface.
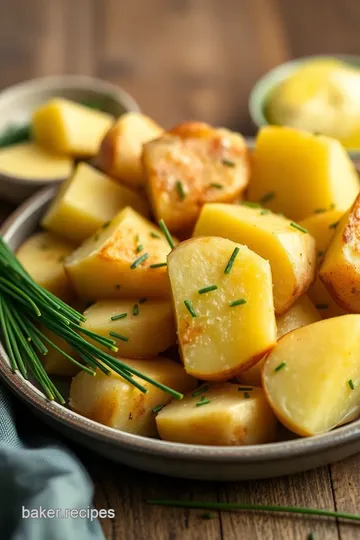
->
[1,1,360,538]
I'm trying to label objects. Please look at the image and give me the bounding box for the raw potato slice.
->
[156,382,277,445]
[65,207,174,300]
[263,315,360,436]
[81,299,176,358]
[238,296,321,386]
[143,122,250,234]
[0,142,72,180]
[167,236,277,380]
[300,210,347,318]
[194,203,316,314]
[320,194,360,312]
[32,98,113,157]
[97,112,163,188]
[17,231,74,302]
[69,357,197,437]
[248,126,359,221]
[42,162,148,245]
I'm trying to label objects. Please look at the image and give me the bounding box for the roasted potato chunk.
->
[97,112,163,188]
[238,296,321,386]
[17,232,74,302]
[167,236,276,380]
[81,299,176,358]
[33,98,113,157]
[42,162,148,245]
[194,203,316,314]
[263,315,360,436]
[65,207,174,300]
[320,194,360,312]
[143,122,250,234]
[248,126,359,221]
[69,357,197,437]
[156,382,277,445]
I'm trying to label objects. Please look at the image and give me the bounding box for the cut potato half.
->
[167,236,276,380]
[263,315,360,436]
[156,382,277,445]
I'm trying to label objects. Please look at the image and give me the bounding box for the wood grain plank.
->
[330,454,360,540]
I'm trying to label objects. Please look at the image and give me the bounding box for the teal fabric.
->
[0,384,104,540]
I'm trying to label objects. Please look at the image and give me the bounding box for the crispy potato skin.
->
[143,122,250,234]
[320,195,360,312]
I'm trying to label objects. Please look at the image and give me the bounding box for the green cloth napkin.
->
[0,384,104,540]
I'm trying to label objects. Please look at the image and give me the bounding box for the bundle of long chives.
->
[0,236,183,403]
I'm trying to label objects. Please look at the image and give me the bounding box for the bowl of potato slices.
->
[2,115,360,481]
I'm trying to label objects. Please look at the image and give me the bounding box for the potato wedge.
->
[143,122,250,234]
[81,299,176,358]
[17,231,74,302]
[156,382,277,445]
[263,315,360,436]
[33,98,113,157]
[320,194,360,312]
[167,236,276,380]
[248,126,359,221]
[238,296,321,386]
[69,357,197,437]
[193,203,316,314]
[65,206,174,300]
[97,112,163,188]
[42,162,148,245]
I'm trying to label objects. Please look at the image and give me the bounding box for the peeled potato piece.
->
[97,112,163,188]
[143,122,250,234]
[17,231,74,302]
[69,357,197,437]
[238,295,321,386]
[167,236,277,380]
[263,315,360,436]
[156,382,277,445]
[81,299,176,358]
[42,162,148,245]
[194,203,316,314]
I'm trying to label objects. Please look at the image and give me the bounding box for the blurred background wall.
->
[0,0,358,133]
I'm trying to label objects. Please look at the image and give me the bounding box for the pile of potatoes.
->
[16,104,360,445]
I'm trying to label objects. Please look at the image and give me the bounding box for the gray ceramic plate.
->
[1,187,360,481]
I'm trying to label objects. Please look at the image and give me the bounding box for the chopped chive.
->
[184,300,197,318]
[132,304,139,316]
[229,299,246,307]
[109,331,129,342]
[349,379,355,390]
[150,262,167,268]
[115,284,121,290]
[130,253,149,269]
[136,244,143,253]
[243,392,250,399]
[290,222,308,233]
[102,220,111,228]
[224,247,240,275]
[196,399,211,407]
[175,180,186,200]
[259,192,275,204]
[198,285,218,294]
[316,304,328,310]
[209,182,223,189]
[260,209,271,215]
[201,513,213,520]
[110,313,127,321]
[159,219,175,249]
[150,232,160,239]
[139,297,147,304]
[314,208,326,214]
[274,362,286,372]
[238,387,252,392]
[222,158,236,167]
[241,201,261,208]
[192,385,210,397]
[200,395,207,401]
[152,404,164,413]
[329,221,340,229]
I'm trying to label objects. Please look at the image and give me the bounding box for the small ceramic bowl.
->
[0,75,140,203]
[249,54,360,159]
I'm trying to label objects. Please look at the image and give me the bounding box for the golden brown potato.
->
[263,315,360,436]
[156,382,277,445]
[69,357,197,437]
[97,112,163,188]
[143,122,250,234]
[168,236,277,380]
[320,194,360,312]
